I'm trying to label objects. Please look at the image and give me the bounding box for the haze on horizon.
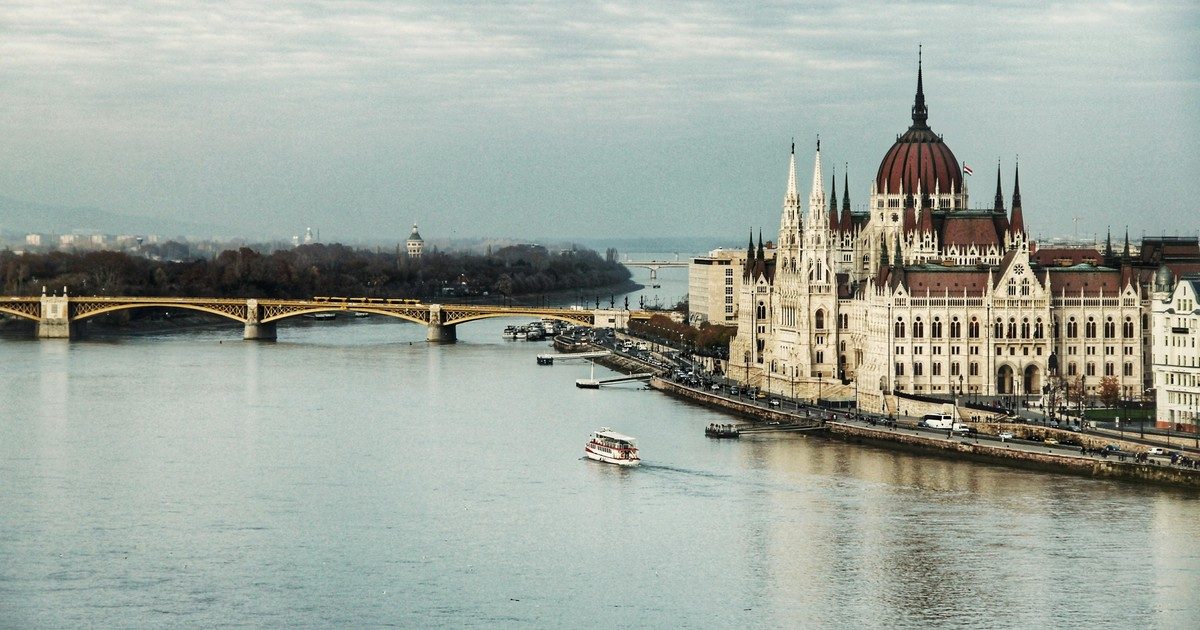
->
[1,1,1197,245]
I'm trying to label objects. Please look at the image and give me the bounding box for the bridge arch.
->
[441,311,593,327]
[72,302,247,324]
[0,304,40,322]
[260,307,428,326]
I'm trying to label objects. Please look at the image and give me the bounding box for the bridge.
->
[0,293,630,343]
[621,257,688,280]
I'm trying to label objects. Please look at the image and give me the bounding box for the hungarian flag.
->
[963,164,974,175]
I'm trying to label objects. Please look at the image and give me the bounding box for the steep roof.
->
[940,214,1002,247]
[1048,265,1124,296]
[902,268,991,296]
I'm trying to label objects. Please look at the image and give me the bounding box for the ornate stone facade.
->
[728,58,1192,415]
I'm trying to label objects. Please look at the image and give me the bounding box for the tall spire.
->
[993,159,1004,211]
[911,45,928,129]
[785,139,799,202]
[828,164,838,222]
[842,163,851,214]
[1009,160,1024,235]
[757,229,765,261]
[1122,227,1131,261]
[1011,159,1022,209]
[746,229,754,274]
[809,136,825,216]
[1105,228,1113,259]
[840,164,853,231]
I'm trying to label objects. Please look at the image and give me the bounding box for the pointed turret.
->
[757,229,765,262]
[880,234,889,269]
[993,160,1004,212]
[911,45,928,130]
[1104,228,1114,260]
[809,137,825,219]
[785,140,799,204]
[1009,161,1024,235]
[839,165,853,232]
[841,164,851,214]
[893,234,904,268]
[828,166,840,231]
[1122,227,1131,261]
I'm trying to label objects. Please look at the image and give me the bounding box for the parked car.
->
[1147,447,1166,456]
[998,431,1014,442]
[1044,437,1059,445]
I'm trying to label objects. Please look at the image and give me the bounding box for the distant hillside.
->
[565,236,736,256]
[0,196,229,239]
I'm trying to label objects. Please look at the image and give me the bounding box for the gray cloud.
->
[0,0,1196,242]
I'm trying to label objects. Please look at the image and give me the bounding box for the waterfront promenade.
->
[650,376,1200,488]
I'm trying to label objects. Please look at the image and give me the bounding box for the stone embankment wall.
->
[650,378,823,427]
[648,376,1200,488]
[828,422,1200,488]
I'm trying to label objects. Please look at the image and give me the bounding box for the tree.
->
[1099,376,1121,409]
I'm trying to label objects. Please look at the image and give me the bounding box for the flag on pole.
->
[963,163,974,175]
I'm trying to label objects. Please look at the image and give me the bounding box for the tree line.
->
[0,243,632,301]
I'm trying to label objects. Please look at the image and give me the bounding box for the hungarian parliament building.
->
[725,57,1200,419]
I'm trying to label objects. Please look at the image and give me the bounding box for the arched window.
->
[1067,317,1078,338]
[757,301,766,320]
[994,318,1003,338]
[1021,318,1030,339]
[815,309,825,330]
[1123,317,1134,338]
[1020,278,1031,296]
[931,317,943,338]
[1007,279,1017,296]
[913,318,925,338]
[950,317,961,338]
[1053,317,1060,338]
[1104,317,1115,339]
[1034,318,1044,339]
[1086,317,1097,338]
[1007,318,1017,339]
[894,318,906,338]
[969,317,980,338]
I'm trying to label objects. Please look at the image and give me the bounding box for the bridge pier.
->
[37,295,75,339]
[426,304,457,343]
[243,299,276,341]
[243,321,277,341]
[426,323,457,343]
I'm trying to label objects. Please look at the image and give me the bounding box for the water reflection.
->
[1,312,1198,627]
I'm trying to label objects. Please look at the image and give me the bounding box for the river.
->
[2,264,1199,627]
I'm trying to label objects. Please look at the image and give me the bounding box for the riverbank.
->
[650,377,1200,489]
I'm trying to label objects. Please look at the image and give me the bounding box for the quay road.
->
[553,327,1200,471]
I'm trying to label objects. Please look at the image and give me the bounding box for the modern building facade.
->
[1153,275,1200,432]
[727,55,1198,419]
[688,247,771,326]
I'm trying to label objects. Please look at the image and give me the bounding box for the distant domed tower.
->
[406,224,424,258]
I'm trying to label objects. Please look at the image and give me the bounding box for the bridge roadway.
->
[0,294,628,342]
[621,259,687,280]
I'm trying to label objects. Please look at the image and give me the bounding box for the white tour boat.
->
[584,428,640,467]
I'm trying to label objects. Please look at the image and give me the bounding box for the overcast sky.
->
[2,1,1197,244]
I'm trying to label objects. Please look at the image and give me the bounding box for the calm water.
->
[2,275,1199,628]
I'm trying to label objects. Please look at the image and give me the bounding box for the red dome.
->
[875,129,962,196]
[875,53,962,197]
